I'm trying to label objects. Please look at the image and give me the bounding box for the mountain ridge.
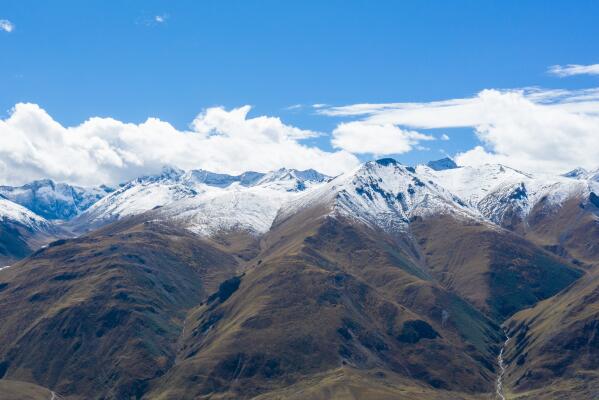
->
[0,157,598,399]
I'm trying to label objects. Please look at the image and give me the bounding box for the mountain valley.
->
[0,158,598,399]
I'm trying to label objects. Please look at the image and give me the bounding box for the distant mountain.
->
[425,157,458,171]
[0,179,114,220]
[71,166,331,235]
[0,197,62,264]
[562,167,588,179]
[417,163,594,230]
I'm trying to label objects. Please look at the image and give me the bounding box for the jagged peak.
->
[426,157,458,171]
[136,165,186,184]
[358,158,415,176]
[563,167,588,179]
[374,157,400,167]
[255,167,330,191]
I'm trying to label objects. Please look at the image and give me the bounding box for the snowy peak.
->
[140,166,329,192]
[0,179,114,220]
[0,197,52,231]
[426,157,458,171]
[417,163,594,227]
[184,169,260,188]
[79,174,197,226]
[137,165,186,184]
[416,163,533,208]
[282,158,477,234]
[588,168,599,183]
[334,159,474,228]
[256,168,330,191]
[562,167,588,179]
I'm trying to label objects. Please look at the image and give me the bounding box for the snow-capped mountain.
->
[253,168,329,192]
[0,180,114,220]
[6,159,597,241]
[73,166,332,235]
[182,169,264,188]
[278,158,598,235]
[416,162,595,227]
[157,186,293,236]
[0,197,52,231]
[562,167,589,179]
[0,196,62,263]
[279,158,480,233]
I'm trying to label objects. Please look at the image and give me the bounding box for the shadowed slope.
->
[0,198,64,265]
[485,189,599,398]
[409,215,582,320]
[503,263,599,398]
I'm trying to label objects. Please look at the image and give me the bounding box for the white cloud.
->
[0,19,14,33]
[332,121,433,155]
[155,15,167,23]
[0,103,359,186]
[320,88,599,174]
[440,133,450,141]
[548,64,599,77]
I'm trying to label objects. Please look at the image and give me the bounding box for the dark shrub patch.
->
[48,239,68,248]
[375,158,398,167]
[95,309,130,337]
[0,360,9,378]
[397,320,439,343]
[52,272,79,281]
[208,276,242,303]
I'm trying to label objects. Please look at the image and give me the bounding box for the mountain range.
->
[0,158,598,399]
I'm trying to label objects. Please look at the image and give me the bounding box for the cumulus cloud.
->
[332,121,433,155]
[0,19,14,32]
[0,103,359,186]
[320,88,599,174]
[440,134,450,141]
[154,14,167,23]
[548,64,599,77]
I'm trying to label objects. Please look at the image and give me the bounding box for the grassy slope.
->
[0,219,238,399]
[504,265,599,395]
[251,367,496,400]
[409,215,581,321]
[0,195,595,399]
[494,194,599,398]
[0,379,55,400]
[147,209,502,399]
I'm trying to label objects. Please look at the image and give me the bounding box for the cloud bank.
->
[332,122,433,155]
[320,88,599,174]
[548,64,599,77]
[3,82,599,186]
[0,104,358,186]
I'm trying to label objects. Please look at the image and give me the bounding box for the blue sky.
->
[1,1,599,184]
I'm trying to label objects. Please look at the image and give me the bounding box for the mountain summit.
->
[425,157,458,171]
